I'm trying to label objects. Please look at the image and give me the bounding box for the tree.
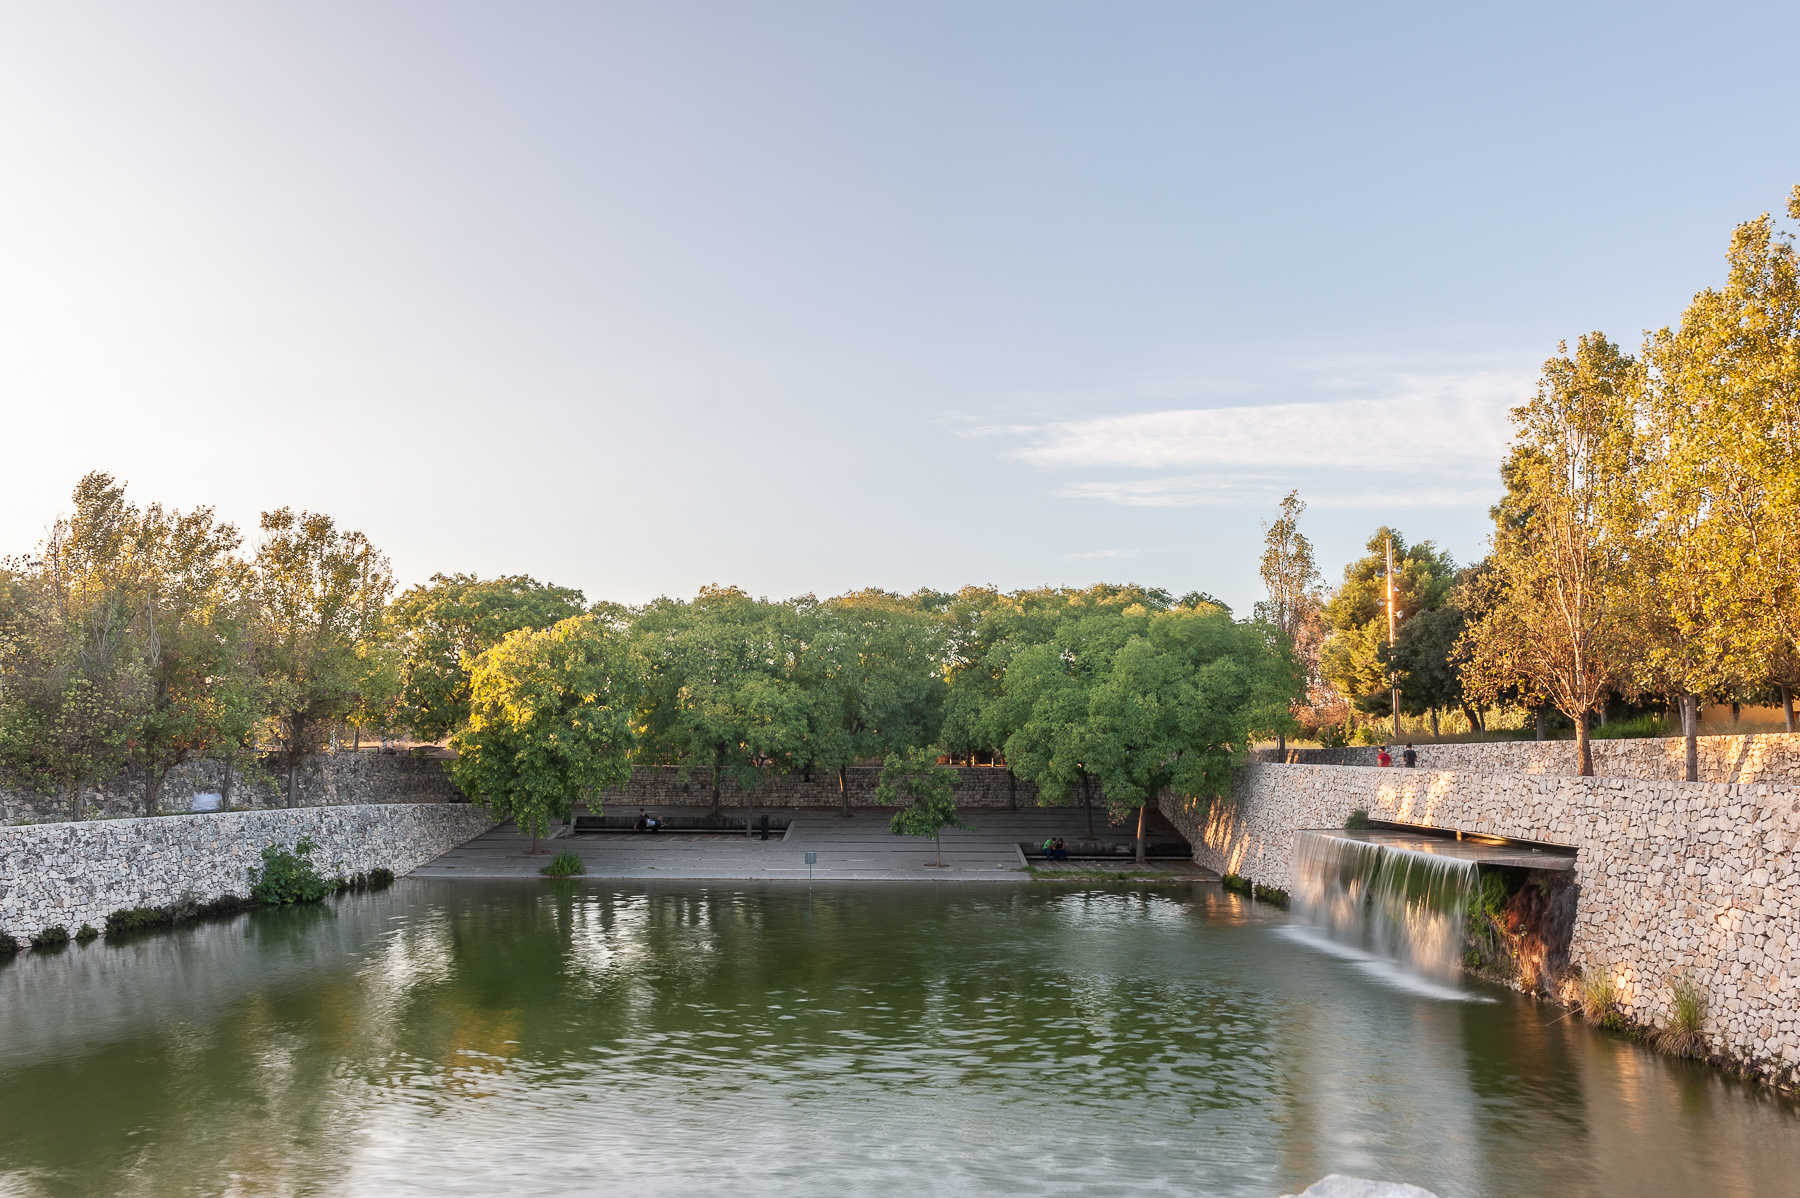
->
[451,615,638,852]
[878,746,964,867]
[801,591,947,815]
[632,587,810,813]
[1083,607,1289,862]
[388,573,588,741]
[125,499,259,814]
[1320,528,1457,727]
[1253,490,1321,756]
[1389,603,1470,737]
[249,509,394,805]
[1461,335,1639,775]
[0,473,149,819]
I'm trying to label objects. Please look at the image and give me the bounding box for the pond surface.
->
[1,880,1796,1197]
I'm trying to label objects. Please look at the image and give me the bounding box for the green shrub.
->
[197,895,249,919]
[0,932,17,956]
[74,924,99,943]
[30,926,70,949]
[1589,714,1671,741]
[105,906,175,936]
[1221,873,1251,896]
[540,850,585,878]
[368,867,395,889]
[250,837,330,906]
[1655,976,1708,1058]
[1344,808,1372,830]
[1253,882,1291,909]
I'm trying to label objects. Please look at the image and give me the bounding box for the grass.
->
[1252,882,1291,909]
[1221,873,1251,896]
[1344,808,1372,830]
[1655,976,1708,1058]
[1026,865,1186,881]
[29,926,70,949]
[0,932,16,957]
[1578,968,1623,1030]
[539,850,585,878]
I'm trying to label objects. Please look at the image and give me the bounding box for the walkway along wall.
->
[1160,764,1800,1087]
[0,803,495,943]
[1259,731,1800,783]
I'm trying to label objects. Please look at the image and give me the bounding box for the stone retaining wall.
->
[587,764,1066,810]
[0,803,494,943]
[1259,731,1800,783]
[1161,764,1800,1086]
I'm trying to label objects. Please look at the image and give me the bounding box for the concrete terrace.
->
[414,806,1214,882]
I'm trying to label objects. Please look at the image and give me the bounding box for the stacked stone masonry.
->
[1161,764,1800,1086]
[1,752,467,825]
[1258,731,1800,783]
[584,764,1068,810]
[0,803,494,943]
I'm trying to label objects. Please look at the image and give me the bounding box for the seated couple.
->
[1041,837,1069,861]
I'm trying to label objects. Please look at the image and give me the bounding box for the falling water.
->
[1290,830,1479,981]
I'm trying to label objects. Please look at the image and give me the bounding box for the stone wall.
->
[1161,764,1800,1086]
[586,764,1065,810]
[0,803,494,943]
[1,752,467,825]
[1258,731,1800,784]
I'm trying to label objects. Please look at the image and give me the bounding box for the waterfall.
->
[1291,830,1478,980]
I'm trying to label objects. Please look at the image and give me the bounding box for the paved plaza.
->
[413,806,1213,882]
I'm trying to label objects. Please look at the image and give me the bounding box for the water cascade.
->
[1290,830,1479,980]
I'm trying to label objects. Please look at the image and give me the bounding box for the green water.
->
[1,881,1795,1197]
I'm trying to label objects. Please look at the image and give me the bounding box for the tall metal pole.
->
[1386,533,1399,739]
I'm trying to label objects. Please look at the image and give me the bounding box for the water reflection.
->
[0,880,1795,1197]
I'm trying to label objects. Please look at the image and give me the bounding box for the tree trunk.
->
[530,827,540,855]
[286,756,299,808]
[221,760,234,811]
[1459,702,1481,735]
[839,766,850,817]
[1428,709,1440,738]
[1534,709,1547,741]
[1575,711,1593,777]
[1782,685,1796,733]
[353,724,361,751]
[1006,769,1017,811]
[1681,694,1699,783]
[711,746,724,815]
[1134,804,1146,866]
[1275,730,1286,760]
[144,767,163,817]
[68,784,82,822]
[935,830,943,868]
[1079,773,1095,839]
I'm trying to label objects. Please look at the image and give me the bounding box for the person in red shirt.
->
[1377,746,1392,767]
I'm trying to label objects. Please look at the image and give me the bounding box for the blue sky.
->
[3,2,1796,614]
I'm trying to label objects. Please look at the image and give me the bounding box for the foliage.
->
[1252,882,1290,908]
[1460,335,1640,776]
[104,906,176,936]
[389,573,588,741]
[74,924,98,943]
[1343,808,1371,830]
[368,867,395,889]
[1578,968,1623,1030]
[452,615,638,850]
[250,508,395,805]
[1587,714,1670,741]
[29,925,70,949]
[1320,528,1458,720]
[1254,491,1323,752]
[249,836,330,905]
[0,932,15,956]
[879,746,964,866]
[1221,873,1251,896]
[1655,976,1709,1058]
[539,850,585,878]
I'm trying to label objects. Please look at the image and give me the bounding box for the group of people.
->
[1040,837,1069,861]
[1376,744,1419,768]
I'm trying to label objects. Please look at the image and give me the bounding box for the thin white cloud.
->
[1058,474,1496,510]
[1011,371,1520,471]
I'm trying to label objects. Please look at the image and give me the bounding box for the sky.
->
[3,2,1797,615]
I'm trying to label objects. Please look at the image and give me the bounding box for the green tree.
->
[249,508,394,805]
[1253,490,1321,755]
[451,615,638,852]
[1461,335,1639,775]
[878,746,963,867]
[0,473,149,819]
[1320,528,1457,727]
[1389,603,1471,737]
[388,573,588,741]
[632,587,810,813]
[1084,607,1291,862]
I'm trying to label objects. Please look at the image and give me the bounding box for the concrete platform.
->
[413,806,1209,882]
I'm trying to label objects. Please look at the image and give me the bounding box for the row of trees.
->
[0,480,1299,853]
[1255,186,1800,777]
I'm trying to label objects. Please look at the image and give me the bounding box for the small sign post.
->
[804,851,817,884]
